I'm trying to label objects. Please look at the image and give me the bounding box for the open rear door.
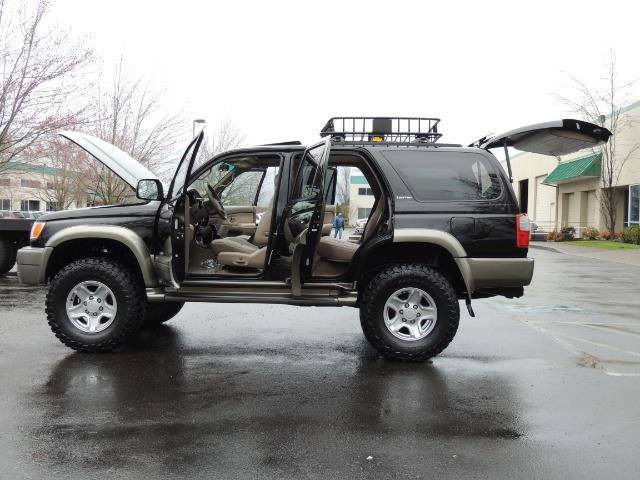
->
[285,137,331,296]
[473,119,612,156]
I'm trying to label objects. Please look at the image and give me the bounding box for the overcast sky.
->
[53,0,640,149]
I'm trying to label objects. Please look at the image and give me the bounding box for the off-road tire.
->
[360,264,460,362]
[46,257,146,352]
[144,302,185,327]
[0,237,17,275]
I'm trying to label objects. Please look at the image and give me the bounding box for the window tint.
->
[383,150,503,201]
[289,142,327,215]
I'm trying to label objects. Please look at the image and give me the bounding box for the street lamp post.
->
[192,118,206,137]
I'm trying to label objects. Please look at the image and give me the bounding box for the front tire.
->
[359,264,460,362]
[46,257,146,352]
[144,302,185,327]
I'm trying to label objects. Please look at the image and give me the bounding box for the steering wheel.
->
[206,183,227,219]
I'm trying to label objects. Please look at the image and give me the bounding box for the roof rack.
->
[320,117,442,144]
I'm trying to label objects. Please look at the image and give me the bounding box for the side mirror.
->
[136,179,164,201]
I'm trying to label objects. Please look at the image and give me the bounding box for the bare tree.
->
[88,58,185,204]
[196,117,246,167]
[555,52,640,234]
[32,137,86,211]
[0,0,92,173]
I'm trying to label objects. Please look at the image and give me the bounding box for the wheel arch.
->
[45,225,158,287]
[357,229,473,297]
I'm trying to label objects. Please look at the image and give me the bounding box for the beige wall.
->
[349,182,375,226]
[608,106,640,187]
[507,152,559,229]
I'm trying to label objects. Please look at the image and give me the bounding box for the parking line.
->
[523,321,640,377]
[544,330,640,358]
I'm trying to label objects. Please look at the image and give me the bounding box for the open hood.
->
[475,119,612,157]
[58,131,158,189]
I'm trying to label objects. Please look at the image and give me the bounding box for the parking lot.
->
[1,248,639,479]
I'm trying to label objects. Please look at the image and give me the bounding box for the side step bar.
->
[146,287,358,307]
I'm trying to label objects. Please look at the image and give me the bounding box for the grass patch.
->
[566,240,640,250]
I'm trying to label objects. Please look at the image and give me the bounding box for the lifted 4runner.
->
[17,117,611,361]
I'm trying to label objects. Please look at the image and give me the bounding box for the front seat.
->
[316,197,384,263]
[210,198,273,268]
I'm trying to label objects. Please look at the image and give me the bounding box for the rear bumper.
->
[16,246,51,285]
[455,257,534,294]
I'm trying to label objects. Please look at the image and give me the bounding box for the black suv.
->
[17,117,611,360]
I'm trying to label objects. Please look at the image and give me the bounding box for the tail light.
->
[516,213,531,248]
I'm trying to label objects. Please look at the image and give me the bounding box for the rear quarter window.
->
[381,150,503,201]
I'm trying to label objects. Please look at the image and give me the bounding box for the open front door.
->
[472,119,612,156]
[285,138,331,296]
[158,132,204,284]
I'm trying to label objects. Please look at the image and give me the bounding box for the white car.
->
[354,218,368,235]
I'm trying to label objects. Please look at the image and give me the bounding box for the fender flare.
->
[46,225,158,287]
[393,228,474,294]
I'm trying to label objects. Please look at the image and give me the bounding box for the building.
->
[348,167,374,226]
[0,162,86,212]
[507,101,640,236]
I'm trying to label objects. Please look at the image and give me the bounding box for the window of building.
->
[357,187,373,196]
[357,207,372,220]
[0,199,10,210]
[382,150,503,202]
[20,199,40,211]
[629,184,640,225]
[0,178,10,187]
[21,179,41,189]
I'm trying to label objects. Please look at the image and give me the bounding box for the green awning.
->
[542,153,601,185]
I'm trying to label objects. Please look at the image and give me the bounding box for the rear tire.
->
[359,264,460,362]
[0,237,17,275]
[46,257,146,352]
[144,302,185,327]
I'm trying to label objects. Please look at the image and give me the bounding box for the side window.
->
[219,170,264,207]
[472,160,502,199]
[383,150,503,202]
[294,158,320,199]
[169,136,200,200]
[289,143,327,214]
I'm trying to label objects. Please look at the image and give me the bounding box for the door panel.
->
[285,138,331,295]
[164,132,204,283]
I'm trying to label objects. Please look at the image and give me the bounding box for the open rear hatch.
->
[471,119,612,181]
[476,119,611,156]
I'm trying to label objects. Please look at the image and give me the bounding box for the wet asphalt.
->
[0,249,639,479]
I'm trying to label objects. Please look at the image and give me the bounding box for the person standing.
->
[333,213,345,239]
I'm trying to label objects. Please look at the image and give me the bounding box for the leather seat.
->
[316,237,358,262]
[210,199,273,268]
[316,196,384,263]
